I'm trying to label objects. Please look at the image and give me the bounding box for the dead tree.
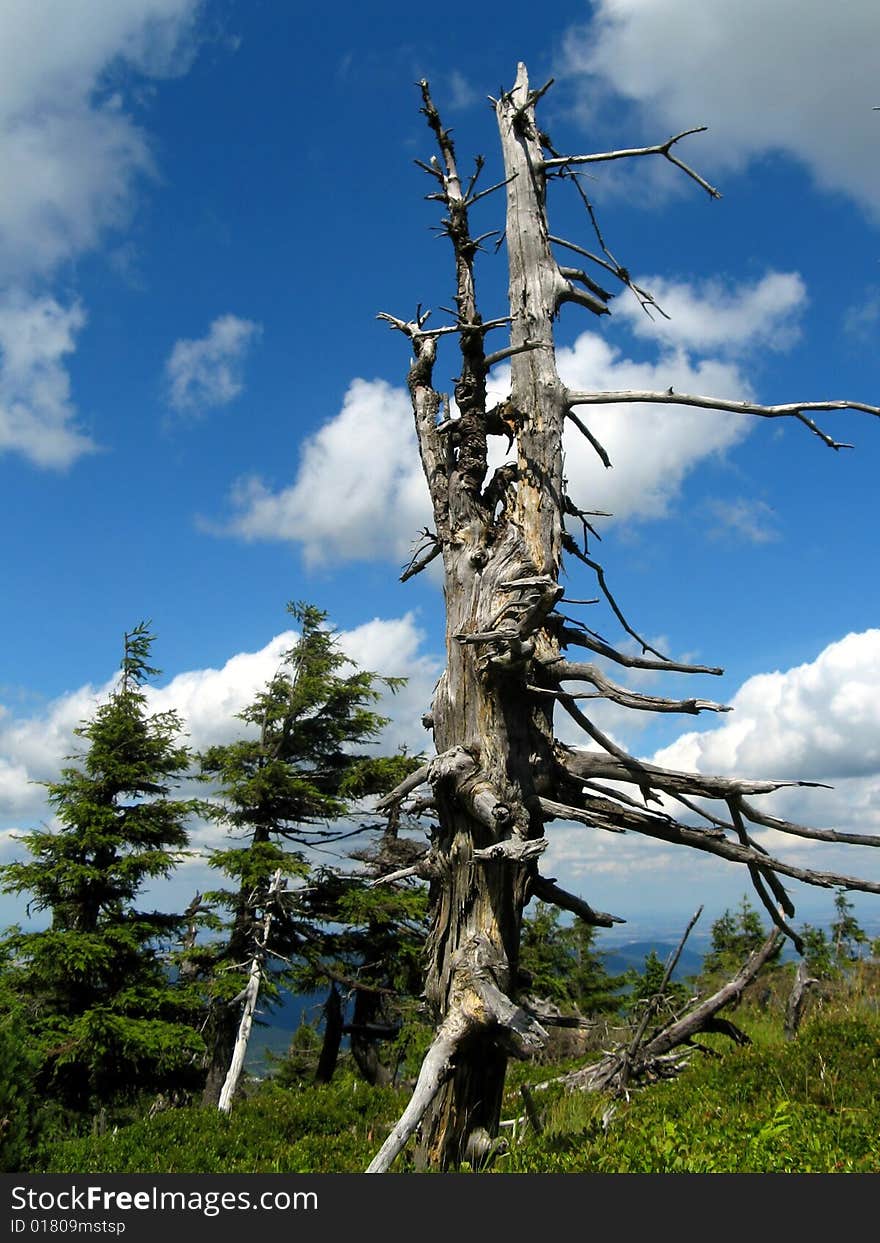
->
[367,64,880,1173]
[784,960,819,1040]
[560,919,780,1097]
[217,868,283,1113]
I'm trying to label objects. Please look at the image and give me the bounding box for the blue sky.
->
[2,0,880,943]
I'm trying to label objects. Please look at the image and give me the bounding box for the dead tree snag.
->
[367,64,880,1173]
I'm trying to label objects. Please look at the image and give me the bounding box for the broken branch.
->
[539,658,730,715]
[530,873,625,926]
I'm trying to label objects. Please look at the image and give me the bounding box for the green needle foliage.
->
[520,902,622,1015]
[197,602,420,1103]
[701,896,768,978]
[0,623,205,1122]
[288,853,430,1086]
[830,889,868,962]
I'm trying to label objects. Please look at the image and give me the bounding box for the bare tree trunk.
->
[348,987,393,1087]
[218,943,263,1113]
[216,869,282,1113]
[314,983,344,1084]
[784,959,818,1040]
[399,68,572,1168]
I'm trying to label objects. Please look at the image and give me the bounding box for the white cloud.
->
[0,292,95,468]
[705,497,780,544]
[0,0,202,283]
[546,630,880,915]
[165,315,262,414]
[614,272,807,355]
[654,630,880,782]
[223,279,769,560]
[0,1,204,468]
[565,0,880,216]
[552,331,753,522]
[223,377,429,565]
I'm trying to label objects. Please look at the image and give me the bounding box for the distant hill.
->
[601,940,704,981]
[242,933,813,1075]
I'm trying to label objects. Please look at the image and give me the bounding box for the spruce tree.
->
[292,852,430,1087]
[702,897,767,977]
[0,623,203,1121]
[519,901,620,1015]
[197,602,418,1105]
[830,889,868,962]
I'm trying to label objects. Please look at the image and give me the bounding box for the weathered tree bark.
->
[784,959,819,1040]
[368,63,880,1172]
[395,67,576,1170]
[202,830,273,1107]
[218,868,282,1113]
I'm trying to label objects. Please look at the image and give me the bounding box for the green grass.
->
[38,1077,408,1174]
[35,1008,880,1175]
[498,1014,880,1173]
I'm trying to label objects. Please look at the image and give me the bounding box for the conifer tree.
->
[702,897,767,977]
[519,901,620,1015]
[197,602,418,1106]
[0,624,203,1120]
[293,853,430,1087]
[830,889,868,962]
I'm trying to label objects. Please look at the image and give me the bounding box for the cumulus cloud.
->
[551,331,752,522]
[0,614,440,834]
[147,613,438,759]
[0,1,204,467]
[0,292,96,468]
[653,630,880,782]
[614,272,807,355]
[223,377,428,565]
[0,0,202,282]
[165,315,262,414]
[546,630,880,913]
[565,0,880,216]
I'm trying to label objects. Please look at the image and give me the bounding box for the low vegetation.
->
[25,949,880,1176]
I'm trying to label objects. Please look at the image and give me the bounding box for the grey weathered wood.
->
[542,658,730,715]
[366,935,547,1172]
[565,389,880,452]
[784,959,819,1040]
[561,930,782,1096]
[217,868,282,1113]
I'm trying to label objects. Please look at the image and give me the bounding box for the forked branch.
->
[543,127,721,200]
[566,389,880,451]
